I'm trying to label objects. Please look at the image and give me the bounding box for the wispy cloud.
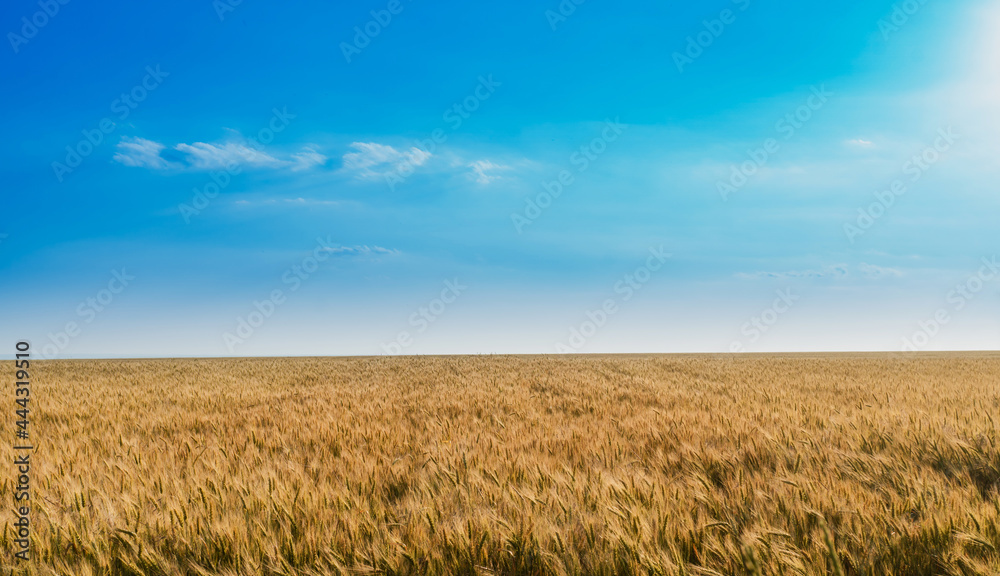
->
[113,135,327,172]
[319,245,400,257]
[738,263,903,280]
[113,137,175,169]
[175,141,284,170]
[341,142,430,180]
[737,264,849,280]
[233,197,341,207]
[847,138,874,148]
[857,262,903,278]
[290,147,328,171]
[468,159,511,185]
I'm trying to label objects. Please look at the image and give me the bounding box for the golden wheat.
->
[1,354,998,575]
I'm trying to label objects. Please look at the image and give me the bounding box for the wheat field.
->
[1,354,998,576]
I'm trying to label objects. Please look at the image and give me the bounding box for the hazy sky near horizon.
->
[1,0,999,358]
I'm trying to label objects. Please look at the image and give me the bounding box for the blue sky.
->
[1,0,998,358]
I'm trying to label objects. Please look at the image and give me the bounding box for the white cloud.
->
[319,245,400,257]
[738,263,904,280]
[341,142,431,179]
[112,137,174,169]
[233,197,340,207]
[113,135,326,173]
[858,262,903,279]
[174,141,283,170]
[118,136,512,189]
[468,159,511,185]
[281,197,338,205]
[737,264,849,280]
[848,138,874,148]
[290,147,328,171]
